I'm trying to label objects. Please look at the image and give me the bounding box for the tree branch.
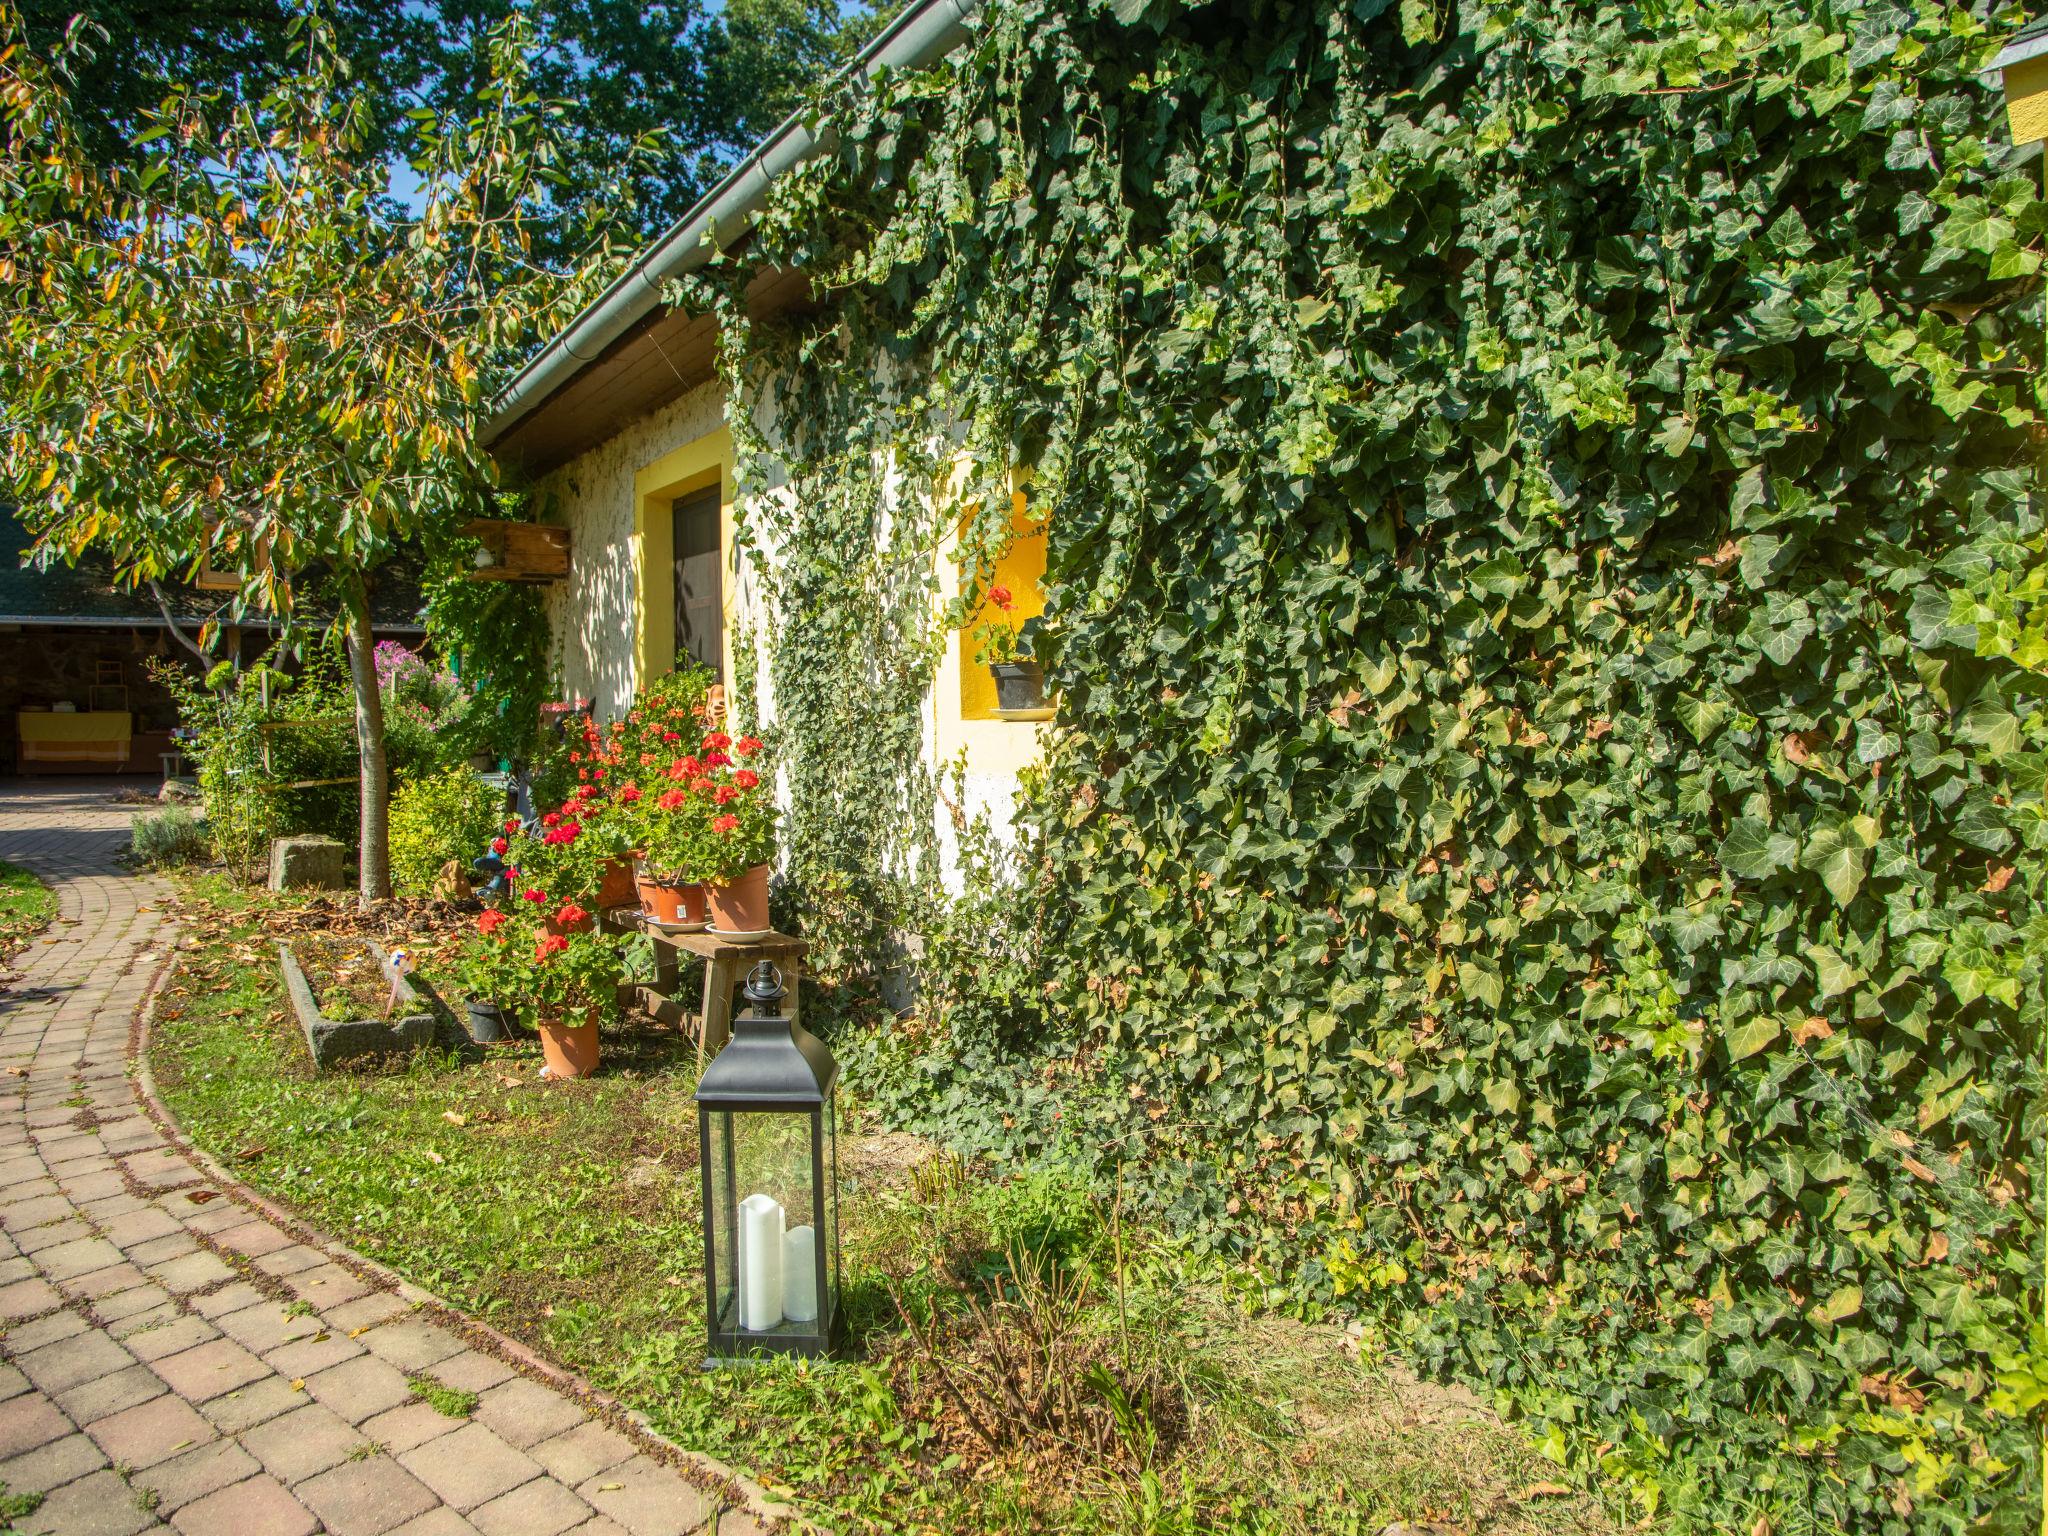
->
[147,580,214,667]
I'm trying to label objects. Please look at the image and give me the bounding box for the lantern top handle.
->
[744,962,784,1015]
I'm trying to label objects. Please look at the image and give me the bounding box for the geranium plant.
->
[682,731,775,886]
[458,906,621,1029]
[970,584,1041,667]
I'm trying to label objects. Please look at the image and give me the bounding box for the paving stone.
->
[143,1250,235,1296]
[0,1362,28,1402]
[91,1285,172,1326]
[576,1456,712,1536]
[390,1512,485,1536]
[0,1427,108,1494]
[364,1318,467,1374]
[120,1314,216,1362]
[194,1375,306,1435]
[59,1261,150,1305]
[149,1337,269,1402]
[325,1293,413,1333]
[16,1327,134,1396]
[34,1235,126,1280]
[0,1277,63,1321]
[83,1393,214,1471]
[18,1465,158,1536]
[4,1306,89,1352]
[134,1436,261,1513]
[169,1472,319,1536]
[529,1421,636,1488]
[252,1245,328,1279]
[211,1221,296,1260]
[52,1362,167,1423]
[212,1301,319,1355]
[398,1422,544,1512]
[473,1375,589,1450]
[359,1401,464,1456]
[189,1281,266,1320]
[240,1401,367,1483]
[560,1520,635,1536]
[307,1354,416,1424]
[470,1475,593,1536]
[425,1350,515,1396]
[299,1454,442,1536]
[283,1260,374,1306]
[265,1328,365,1379]
[125,1234,199,1267]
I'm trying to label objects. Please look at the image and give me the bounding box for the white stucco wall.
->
[536,378,730,719]
[530,375,1044,889]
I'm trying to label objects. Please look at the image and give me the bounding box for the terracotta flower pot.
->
[597,857,637,910]
[538,1008,600,1079]
[638,872,683,923]
[677,882,709,927]
[707,863,771,935]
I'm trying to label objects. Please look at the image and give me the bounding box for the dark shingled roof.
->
[0,506,426,632]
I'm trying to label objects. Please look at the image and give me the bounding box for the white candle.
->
[782,1225,818,1323]
[737,1193,784,1331]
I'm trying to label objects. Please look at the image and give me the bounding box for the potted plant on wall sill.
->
[973,586,1046,712]
[635,782,710,930]
[684,730,776,937]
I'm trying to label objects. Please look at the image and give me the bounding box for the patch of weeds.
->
[409,1376,478,1419]
[347,1441,383,1461]
[134,1486,162,1513]
[283,1300,314,1319]
[0,1482,44,1522]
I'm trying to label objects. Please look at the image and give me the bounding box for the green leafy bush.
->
[154,652,359,875]
[129,806,208,870]
[388,767,505,894]
[700,0,2048,1528]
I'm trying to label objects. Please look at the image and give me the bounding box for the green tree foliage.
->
[16,0,877,250]
[694,0,2048,1527]
[0,3,635,902]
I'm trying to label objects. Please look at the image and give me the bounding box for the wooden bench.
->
[621,917,808,1066]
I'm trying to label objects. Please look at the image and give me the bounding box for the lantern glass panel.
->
[708,1107,822,1344]
[822,1096,840,1304]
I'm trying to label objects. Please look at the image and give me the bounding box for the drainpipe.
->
[481,0,978,450]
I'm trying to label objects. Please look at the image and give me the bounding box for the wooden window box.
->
[463,519,571,583]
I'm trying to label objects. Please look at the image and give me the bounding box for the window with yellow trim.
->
[957,491,1049,721]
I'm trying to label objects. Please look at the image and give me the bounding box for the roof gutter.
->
[480,0,978,451]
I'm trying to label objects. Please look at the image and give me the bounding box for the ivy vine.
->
[687,0,2047,1528]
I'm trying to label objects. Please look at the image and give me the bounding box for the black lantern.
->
[695,962,840,1363]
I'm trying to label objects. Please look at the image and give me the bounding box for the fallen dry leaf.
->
[186,1190,219,1205]
[238,1145,267,1162]
[1925,1232,1950,1263]
[1792,1017,1833,1045]
[1983,861,2016,894]
[1518,1481,1572,1499]
[423,1150,445,1166]
[290,1378,306,1392]
[1901,1157,1937,1183]
[348,1326,372,1339]
[442,1111,467,1128]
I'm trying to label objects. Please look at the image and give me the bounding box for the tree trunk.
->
[340,573,391,907]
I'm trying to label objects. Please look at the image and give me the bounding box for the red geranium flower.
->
[661,730,680,743]
[639,752,657,766]
[732,769,759,790]
[619,785,643,804]
[689,776,714,793]
[989,584,1013,611]
[667,762,690,781]
[522,887,547,903]
[490,837,509,855]
[569,751,583,764]
[712,814,739,834]
[554,903,588,927]
[504,817,521,834]
[735,736,763,757]
[542,812,561,828]
[535,933,569,961]
[702,751,731,770]
[658,788,687,810]
[702,731,731,753]
[477,910,507,934]
[678,755,703,777]
[713,784,739,805]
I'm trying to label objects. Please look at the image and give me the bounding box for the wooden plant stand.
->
[626,918,808,1066]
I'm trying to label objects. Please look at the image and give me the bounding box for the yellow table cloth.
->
[17,711,133,766]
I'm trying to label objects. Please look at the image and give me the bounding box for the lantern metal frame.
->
[694,962,842,1365]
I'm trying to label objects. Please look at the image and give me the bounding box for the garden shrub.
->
[155,652,359,875]
[128,806,208,870]
[388,767,505,894]
[696,0,2048,1528]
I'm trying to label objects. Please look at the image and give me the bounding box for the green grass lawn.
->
[148,875,1618,1536]
[0,861,55,964]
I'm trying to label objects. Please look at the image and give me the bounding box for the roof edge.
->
[480,0,978,454]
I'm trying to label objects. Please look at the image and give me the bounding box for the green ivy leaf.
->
[1720,819,1797,880]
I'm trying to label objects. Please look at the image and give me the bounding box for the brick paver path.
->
[0,781,750,1536]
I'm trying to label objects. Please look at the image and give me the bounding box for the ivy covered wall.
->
[688,0,2047,1528]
